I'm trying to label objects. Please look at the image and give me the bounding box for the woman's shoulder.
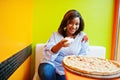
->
[52,32,59,34]
[51,32,63,37]
[78,31,87,36]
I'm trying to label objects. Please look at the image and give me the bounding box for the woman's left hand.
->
[81,35,88,43]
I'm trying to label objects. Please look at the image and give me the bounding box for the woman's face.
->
[66,17,80,36]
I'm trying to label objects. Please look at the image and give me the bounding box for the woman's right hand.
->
[60,37,74,47]
[51,37,74,53]
[51,38,68,53]
[60,38,70,47]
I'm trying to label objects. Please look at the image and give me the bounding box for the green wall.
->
[32,0,114,78]
[33,0,114,58]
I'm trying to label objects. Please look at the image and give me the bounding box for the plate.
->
[64,65,120,79]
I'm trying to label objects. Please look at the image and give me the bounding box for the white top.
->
[41,32,90,75]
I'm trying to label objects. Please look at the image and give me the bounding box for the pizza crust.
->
[63,55,120,76]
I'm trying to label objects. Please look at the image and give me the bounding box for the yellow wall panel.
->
[0,0,32,62]
[9,57,31,80]
[0,0,32,80]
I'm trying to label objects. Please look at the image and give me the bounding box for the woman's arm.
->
[51,38,69,53]
[79,35,90,55]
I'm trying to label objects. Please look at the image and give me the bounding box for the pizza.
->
[62,55,120,76]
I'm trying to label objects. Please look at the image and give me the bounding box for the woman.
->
[38,9,90,80]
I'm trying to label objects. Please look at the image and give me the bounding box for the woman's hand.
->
[60,37,74,47]
[60,38,70,47]
[51,37,74,53]
[81,35,88,43]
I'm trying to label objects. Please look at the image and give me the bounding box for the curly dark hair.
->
[58,9,84,37]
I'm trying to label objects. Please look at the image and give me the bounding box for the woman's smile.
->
[66,17,80,36]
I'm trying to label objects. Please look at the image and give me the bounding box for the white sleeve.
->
[79,32,90,55]
[79,41,90,55]
[43,32,59,61]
